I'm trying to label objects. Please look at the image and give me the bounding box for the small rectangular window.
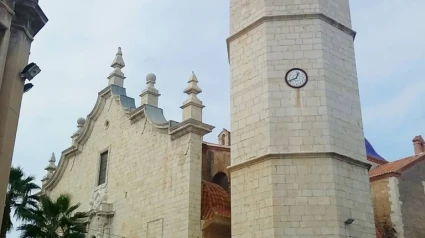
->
[98,151,108,185]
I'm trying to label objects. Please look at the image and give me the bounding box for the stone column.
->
[168,72,214,237]
[0,1,14,90]
[0,0,47,225]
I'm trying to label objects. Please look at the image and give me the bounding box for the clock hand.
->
[289,72,299,82]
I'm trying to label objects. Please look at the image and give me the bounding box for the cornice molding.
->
[226,13,356,62]
[202,143,230,152]
[43,84,214,191]
[12,0,48,39]
[180,101,205,109]
[227,152,371,173]
[0,1,15,17]
[75,87,111,146]
[202,215,231,230]
[10,22,33,40]
[73,85,136,146]
[169,119,214,141]
[129,104,172,129]
[43,85,137,191]
[43,146,80,190]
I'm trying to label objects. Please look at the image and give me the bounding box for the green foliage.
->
[1,167,40,238]
[17,194,88,238]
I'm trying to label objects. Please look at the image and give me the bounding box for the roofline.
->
[202,142,230,152]
[367,156,388,165]
[369,153,425,181]
[399,153,425,174]
[370,172,401,182]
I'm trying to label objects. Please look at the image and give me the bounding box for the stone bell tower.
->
[227,1,375,237]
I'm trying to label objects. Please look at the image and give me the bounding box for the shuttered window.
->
[98,151,108,185]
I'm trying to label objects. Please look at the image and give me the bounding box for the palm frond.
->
[56,194,72,213]
[18,193,88,238]
[64,204,80,216]
[17,224,49,238]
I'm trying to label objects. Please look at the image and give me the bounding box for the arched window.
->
[212,172,229,192]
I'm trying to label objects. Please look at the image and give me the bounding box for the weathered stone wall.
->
[399,160,425,238]
[370,178,392,234]
[202,144,230,180]
[46,94,203,238]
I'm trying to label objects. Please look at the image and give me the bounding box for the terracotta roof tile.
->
[201,180,231,220]
[369,153,425,178]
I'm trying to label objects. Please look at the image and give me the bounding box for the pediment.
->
[43,85,181,191]
[75,85,136,146]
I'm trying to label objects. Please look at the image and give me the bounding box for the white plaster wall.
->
[47,94,203,238]
[388,177,405,238]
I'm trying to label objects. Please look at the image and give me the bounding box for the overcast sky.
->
[7,0,425,237]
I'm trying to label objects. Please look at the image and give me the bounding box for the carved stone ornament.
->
[89,185,108,211]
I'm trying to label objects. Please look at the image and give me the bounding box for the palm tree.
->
[18,194,88,238]
[1,167,40,238]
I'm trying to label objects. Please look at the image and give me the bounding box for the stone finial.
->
[181,71,204,121]
[77,117,86,129]
[140,73,160,107]
[41,153,57,184]
[107,47,126,87]
[72,117,86,141]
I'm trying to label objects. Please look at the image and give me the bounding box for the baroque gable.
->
[40,47,216,238]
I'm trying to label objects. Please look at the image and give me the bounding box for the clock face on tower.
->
[285,68,308,88]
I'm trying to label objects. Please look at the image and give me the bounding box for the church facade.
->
[41,48,223,238]
[38,0,400,237]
